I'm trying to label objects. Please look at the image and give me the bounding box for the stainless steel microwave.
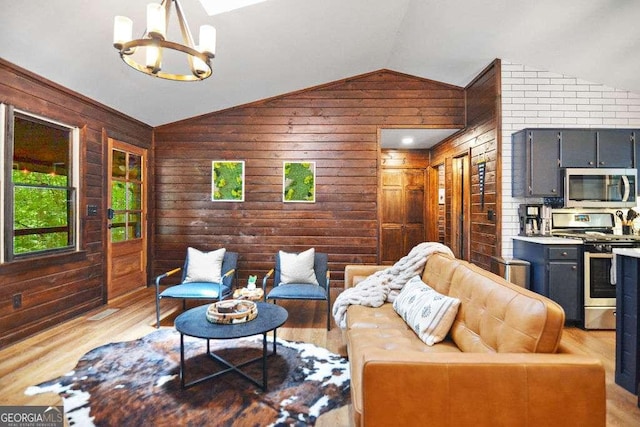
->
[564,168,637,208]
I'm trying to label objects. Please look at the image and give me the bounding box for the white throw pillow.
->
[279,248,319,285]
[393,276,460,346]
[184,247,226,283]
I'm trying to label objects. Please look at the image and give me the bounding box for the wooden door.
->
[380,169,425,264]
[451,154,470,260]
[107,138,147,300]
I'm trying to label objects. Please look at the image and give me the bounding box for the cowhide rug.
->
[25,329,350,427]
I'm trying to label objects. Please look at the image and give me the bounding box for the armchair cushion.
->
[393,276,460,346]
[184,247,226,284]
[267,283,327,300]
[160,282,229,300]
[278,248,319,285]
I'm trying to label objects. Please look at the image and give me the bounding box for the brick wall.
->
[501,61,640,256]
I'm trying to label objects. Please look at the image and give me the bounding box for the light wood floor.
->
[1,286,639,426]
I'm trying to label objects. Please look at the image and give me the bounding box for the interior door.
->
[380,169,426,264]
[451,154,470,260]
[107,138,147,300]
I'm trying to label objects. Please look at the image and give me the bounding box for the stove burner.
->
[551,231,640,245]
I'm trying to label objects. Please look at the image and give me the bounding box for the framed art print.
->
[283,161,315,203]
[212,160,245,202]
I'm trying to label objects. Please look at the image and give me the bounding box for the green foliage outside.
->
[110,181,142,242]
[212,161,244,201]
[283,162,315,202]
[13,170,70,254]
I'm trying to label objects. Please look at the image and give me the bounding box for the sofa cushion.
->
[448,262,565,353]
[393,276,461,346]
[420,252,462,295]
[347,327,461,419]
[346,304,410,331]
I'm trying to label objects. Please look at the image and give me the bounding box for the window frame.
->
[1,104,81,263]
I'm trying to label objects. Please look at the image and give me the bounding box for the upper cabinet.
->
[559,130,597,167]
[514,128,639,198]
[560,129,635,168]
[512,129,562,197]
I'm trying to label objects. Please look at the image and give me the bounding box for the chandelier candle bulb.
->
[146,46,161,72]
[192,46,209,76]
[199,25,216,57]
[113,16,133,50]
[146,3,166,40]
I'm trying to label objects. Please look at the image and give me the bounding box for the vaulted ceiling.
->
[1,0,638,127]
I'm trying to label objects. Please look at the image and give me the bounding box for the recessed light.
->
[401,137,414,145]
[199,0,269,16]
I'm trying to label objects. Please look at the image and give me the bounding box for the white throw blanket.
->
[332,242,454,329]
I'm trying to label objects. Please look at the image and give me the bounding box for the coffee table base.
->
[179,329,279,390]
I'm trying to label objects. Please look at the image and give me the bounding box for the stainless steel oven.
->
[583,245,618,329]
[552,210,640,329]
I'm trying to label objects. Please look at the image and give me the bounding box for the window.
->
[1,104,80,262]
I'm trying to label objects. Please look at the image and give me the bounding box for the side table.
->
[233,287,264,301]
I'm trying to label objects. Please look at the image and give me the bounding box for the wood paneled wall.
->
[430,60,501,269]
[153,70,465,287]
[0,59,152,347]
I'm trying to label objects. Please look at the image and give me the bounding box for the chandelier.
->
[113,0,216,81]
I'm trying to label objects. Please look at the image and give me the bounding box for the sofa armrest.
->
[344,265,388,289]
[358,350,605,427]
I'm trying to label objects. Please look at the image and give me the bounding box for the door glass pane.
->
[111,181,126,210]
[128,213,142,239]
[128,153,141,180]
[112,150,126,178]
[110,147,143,243]
[111,213,126,242]
[128,182,141,210]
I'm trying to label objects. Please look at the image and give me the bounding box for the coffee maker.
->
[540,205,552,235]
[518,204,543,235]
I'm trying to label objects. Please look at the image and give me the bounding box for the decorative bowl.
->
[206,300,258,324]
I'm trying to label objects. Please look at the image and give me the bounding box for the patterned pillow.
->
[279,248,319,285]
[184,247,226,283]
[393,276,460,346]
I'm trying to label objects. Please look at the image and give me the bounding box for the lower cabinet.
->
[614,253,639,396]
[513,240,583,325]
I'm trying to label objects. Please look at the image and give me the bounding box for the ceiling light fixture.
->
[113,0,216,81]
[401,137,415,145]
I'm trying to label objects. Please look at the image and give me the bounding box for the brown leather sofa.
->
[343,253,606,427]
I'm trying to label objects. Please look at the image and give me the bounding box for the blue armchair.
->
[262,249,331,330]
[155,248,238,327]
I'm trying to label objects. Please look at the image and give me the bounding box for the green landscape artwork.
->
[283,161,315,203]
[212,160,245,202]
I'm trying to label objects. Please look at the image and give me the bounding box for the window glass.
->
[110,147,143,243]
[10,113,75,257]
[111,181,127,210]
[112,150,126,178]
[128,182,142,210]
[110,213,126,243]
[128,153,141,180]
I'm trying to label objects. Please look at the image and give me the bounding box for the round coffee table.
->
[175,302,288,390]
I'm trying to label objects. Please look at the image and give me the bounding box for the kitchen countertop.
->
[512,236,583,244]
[613,248,640,258]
